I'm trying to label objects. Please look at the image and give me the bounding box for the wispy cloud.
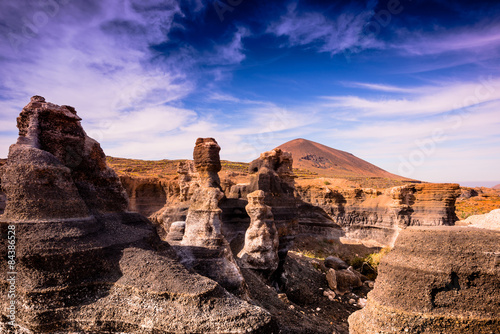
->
[343,82,421,93]
[395,23,500,56]
[322,78,500,116]
[267,2,381,55]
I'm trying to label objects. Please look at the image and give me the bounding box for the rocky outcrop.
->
[348,226,500,333]
[244,149,299,259]
[237,190,279,271]
[0,97,273,333]
[178,138,247,295]
[297,183,460,247]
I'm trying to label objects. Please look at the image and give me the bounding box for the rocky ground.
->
[244,251,373,334]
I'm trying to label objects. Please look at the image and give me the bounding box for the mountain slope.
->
[276,138,407,179]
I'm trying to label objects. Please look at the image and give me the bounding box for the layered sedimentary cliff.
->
[297,183,460,246]
[348,226,500,333]
[119,176,170,217]
[0,97,273,333]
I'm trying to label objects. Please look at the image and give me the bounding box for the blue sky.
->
[0,0,499,185]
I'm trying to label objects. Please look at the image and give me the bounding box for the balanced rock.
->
[0,97,273,333]
[238,190,279,271]
[193,137,221,187]
[348,226,500,333]
[180,138,246,294]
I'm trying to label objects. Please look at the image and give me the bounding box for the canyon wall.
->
[297,183,460,247]
[0,97,273,333]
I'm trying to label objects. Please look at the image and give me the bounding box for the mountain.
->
[493,184,500,190]
[276,138,407,179]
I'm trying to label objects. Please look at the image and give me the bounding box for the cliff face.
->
[119,175,174,217]
[0,97,273,333]
[297,183,460,247]
[348,226,500,333]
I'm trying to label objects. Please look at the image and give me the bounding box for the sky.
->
[0,0,499,186]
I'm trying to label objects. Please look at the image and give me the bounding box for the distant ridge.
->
[493,184,500,190]
[276,138,407,179]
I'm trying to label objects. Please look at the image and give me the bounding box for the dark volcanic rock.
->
[324,256,348,270]
[348,226,500,333]
[0,97,273,333]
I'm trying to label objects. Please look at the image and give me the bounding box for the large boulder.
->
[0,97,273,333]
[348,226,500,333]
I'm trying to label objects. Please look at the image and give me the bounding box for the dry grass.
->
[455,189,500,220]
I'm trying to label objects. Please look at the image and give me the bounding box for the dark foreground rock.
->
[348,226,500,333]
[0,97,273,333]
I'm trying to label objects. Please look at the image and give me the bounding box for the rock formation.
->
[348,226,500,333]
[297,183,460,247]
[245,149,299,260]
[178,138,247,294]
[0,97,273,333]
[238,190,279,271]
[181,138,224,247]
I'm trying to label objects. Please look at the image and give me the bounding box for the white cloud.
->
[322,77,500,116]
[267,2,382,55]
[395,23,500,56]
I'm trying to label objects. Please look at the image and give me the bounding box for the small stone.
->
[349,299,356,305]
[326,268,337,291]
[323,289,336,301]
[316,307,321,311]
[358,298,367,308]
[324,256,348,270]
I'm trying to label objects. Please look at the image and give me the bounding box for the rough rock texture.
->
[463,208,500,231]
[193,137,221,187]
[179,138,247,295]
[243,149,299,260]
[177,160,199,201]
[324,256,349,270]
[237,190,279,271]
[348,226,500,333]
[119,176,169,217]
[149,161,199,237]
[297,183,460,247]
[0,97,273,333]
[0,159,6,216]
[167,221,186,241]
